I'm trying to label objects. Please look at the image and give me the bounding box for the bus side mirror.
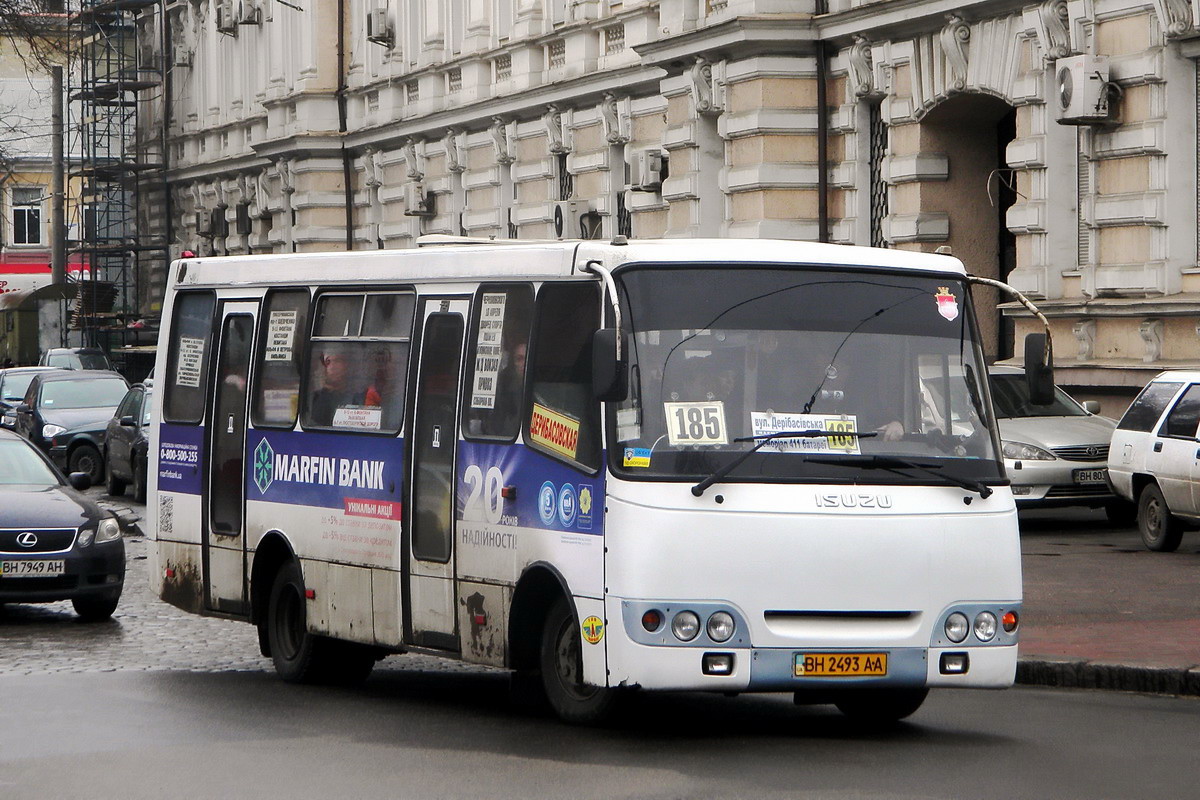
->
[592,328,628,402]
[1024,332,1055,405]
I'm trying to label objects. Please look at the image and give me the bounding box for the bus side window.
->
[300,291,413,434]
[251,289,311,429]
[525,282,601,472]
[462,284,534,441]
[162,291,217,424]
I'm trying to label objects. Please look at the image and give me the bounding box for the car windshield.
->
[1,373,40,402]
[0,439,60,485]
[611,265,1003,485]
[989,373,1087,418]
[142,391,153,425]
[40,378,128,409]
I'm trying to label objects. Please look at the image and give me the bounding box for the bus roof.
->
[170,239,967,290]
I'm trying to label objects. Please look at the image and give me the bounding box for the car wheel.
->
[1105,499,1137,527]
[540,595,619,724]
[132,457,147,503]
[69,444,104,486]
[72,591,120,622]
[105,459,127,496]
[834,688,929,725]
[1138,484,1184,552]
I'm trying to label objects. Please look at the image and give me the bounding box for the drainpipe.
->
[337,0,354,250]
[814,0,829,243]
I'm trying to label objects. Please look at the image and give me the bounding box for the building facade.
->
[158,0,1200,411]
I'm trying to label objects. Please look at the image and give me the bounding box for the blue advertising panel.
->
[158,423,205,495]
[456,441,604,535]
[245,429,405,515]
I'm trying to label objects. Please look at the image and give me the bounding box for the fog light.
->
[944,612,969,643]
[702,653,735,675]
[974,611,998,642]
[641,609,663,632]
[671,611,700,642]
[940,652,970,674]
[1011,485,1032,495]
[1002,611,1019,633]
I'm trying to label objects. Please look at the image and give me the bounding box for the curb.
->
[1017,657,1200,696]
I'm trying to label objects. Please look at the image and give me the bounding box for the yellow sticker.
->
[623,447,652,467]
[582,615,605,644]
[579,485,593,516]
[529,403,580,459]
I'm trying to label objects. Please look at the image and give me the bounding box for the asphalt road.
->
[2,494,1199,798]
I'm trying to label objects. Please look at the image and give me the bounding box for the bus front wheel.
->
[540,596,618,724]
[833,688,928,724]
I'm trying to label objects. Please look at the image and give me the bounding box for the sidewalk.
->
[1017,508,1200,696]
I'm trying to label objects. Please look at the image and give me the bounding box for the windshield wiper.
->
[803,454,993,498]
[691,429,878,497]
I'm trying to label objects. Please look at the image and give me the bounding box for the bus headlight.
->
[944,612,969,643]
[974,611,998,642]
[706,611,735,642]
[671,611,700,642]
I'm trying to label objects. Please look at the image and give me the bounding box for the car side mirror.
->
[119,415,137,427]
[68,472,92,490]
[1082,400,1101,414]
[592,328,629,402]
[1024,333,1055,406]
[16,403,30,413]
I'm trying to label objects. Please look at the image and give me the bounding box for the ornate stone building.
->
[156,0,1200,411]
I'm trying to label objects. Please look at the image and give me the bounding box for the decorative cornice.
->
[848,34,875,98]
[1038,0,1072,60]
[939,13,971,93]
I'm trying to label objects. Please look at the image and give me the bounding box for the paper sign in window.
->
[265,310,298,361]
[529,402,580,459]
[470,292,507,409]
[176,337,205,388]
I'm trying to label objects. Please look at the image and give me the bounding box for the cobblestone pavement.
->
[0,489,467,679]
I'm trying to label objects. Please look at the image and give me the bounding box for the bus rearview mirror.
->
[592,328,628,402]
[1024,332,1055,405]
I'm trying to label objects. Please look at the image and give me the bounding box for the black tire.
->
[1104,499,1137,526]
[132,457,147,503]
[69,444,104,486]
[1138,484,1184,552]
[266,560,376,684]
[105,459,127,497]
[539,596,618,724]
[72,591,120,622]
[834,688,929,724]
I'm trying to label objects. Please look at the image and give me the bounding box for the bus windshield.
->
[611,265,1003,485]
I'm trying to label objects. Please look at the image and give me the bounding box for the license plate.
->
[1073,468,1108,485]
[794,652,888,677]
[0,560,65,578]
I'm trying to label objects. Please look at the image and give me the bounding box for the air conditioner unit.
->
[195,210,212,235]
[552,200,589,239]
[629,148,663,192]
[235,203,253,235]
[367,9,394,47]
[215,0,238,34]
[403,183,434,216]
[1054,55,1112,125]
[237,0,261,25]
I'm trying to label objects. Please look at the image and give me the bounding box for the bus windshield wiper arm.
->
[804,454,993,499]
[690,429,878,497]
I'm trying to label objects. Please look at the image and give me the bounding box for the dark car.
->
[0,366,59,429]
[104,382,152,502]
[47,418,109,487]
[39,347,115,372]
[0,428,124,620]
[13,370,130,453]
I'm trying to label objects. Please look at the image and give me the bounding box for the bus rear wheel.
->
[833,688,928,724]
[540,596,617,724]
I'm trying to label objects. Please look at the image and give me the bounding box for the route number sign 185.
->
[664,401,729,446]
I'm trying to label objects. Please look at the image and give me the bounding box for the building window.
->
[494,53,511,80]
[868,104,888,249]
[406,80,420,103]
[447,67,462,94]
[603,25,624,55]
[557,153,572,201]
[548,40,566,69]
[12,187,43,246]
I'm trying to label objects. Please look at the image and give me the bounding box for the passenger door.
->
[108,388,142,478]
[405,296,469,650]
[202,301,258,614]
[1153,383,1200,517]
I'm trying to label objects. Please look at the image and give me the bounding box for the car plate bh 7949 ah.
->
[0,560,66,578]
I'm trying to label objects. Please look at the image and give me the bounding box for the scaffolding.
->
[67,0,166,379]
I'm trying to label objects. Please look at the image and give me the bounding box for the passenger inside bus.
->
[485,340,527,435]
[308,344,365,426]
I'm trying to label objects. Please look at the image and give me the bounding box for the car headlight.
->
[77,527,95,547]
[944,612,969,643]
[706,611,736,643]
[1001,440,1055,461]
[42,423,66,439]
[95,517,121,544]
[671,611,701,642]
